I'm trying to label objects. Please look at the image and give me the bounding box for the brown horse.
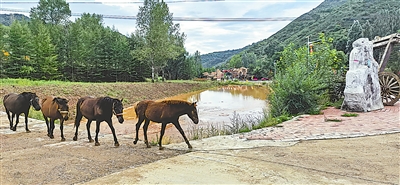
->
[3,92,41,132]
[133,100,199,150]
[41,96,69,141]
[73,96,124,146]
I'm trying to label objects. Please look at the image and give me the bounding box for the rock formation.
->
[341,38,384,112]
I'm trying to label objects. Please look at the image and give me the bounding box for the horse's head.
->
[54,97,69,120]
[113,98,124,124]
[24,92,41,111]
[187,102,199,124]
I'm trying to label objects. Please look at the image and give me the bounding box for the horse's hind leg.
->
[73,114,82,141]
[133,117,145,145]
[143,119,151,148]
[5,110,13,130]
[60,119,65,141]
[158,122,168,150]
[173,121,192,149]
[11,113,19,131]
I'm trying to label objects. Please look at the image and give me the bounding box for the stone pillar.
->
[341,38,384,112]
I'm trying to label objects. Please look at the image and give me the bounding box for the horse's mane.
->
[160,100,191,105]
[97,96,114,107]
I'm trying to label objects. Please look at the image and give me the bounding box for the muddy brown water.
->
[119,85,270,144]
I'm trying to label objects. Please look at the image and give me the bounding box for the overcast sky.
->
[1,0,324,54]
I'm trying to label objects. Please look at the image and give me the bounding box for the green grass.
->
[341,113,359,117]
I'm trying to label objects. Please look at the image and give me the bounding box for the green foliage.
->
[29,0,71,25]
[269,34,345,117]
[341,113,359,117]
[133,0,186,82]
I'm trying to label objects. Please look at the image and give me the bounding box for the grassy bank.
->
[1,78,219,120]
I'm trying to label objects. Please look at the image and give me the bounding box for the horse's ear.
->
[120,98,124,102]
[192,102,197,107]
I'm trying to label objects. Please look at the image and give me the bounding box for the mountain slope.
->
[202,0,400,67]
[0,14,30,26]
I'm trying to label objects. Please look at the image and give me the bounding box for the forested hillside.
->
[200,48,245,68]
[0,14,30,26]
[0,0,202,82]
[207,0,400,76]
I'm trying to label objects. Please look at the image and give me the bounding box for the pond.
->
[167,85,269,126]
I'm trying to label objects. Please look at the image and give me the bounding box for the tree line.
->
[0,0,203,82]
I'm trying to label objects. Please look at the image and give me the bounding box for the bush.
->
[269,34,346,117]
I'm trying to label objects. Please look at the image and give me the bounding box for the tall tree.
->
[345,20,363,54]
[133,0,185,82]
[30,0,71,25]
[0,24,10,77]
[6,21,34,78]
[30,19,60,80]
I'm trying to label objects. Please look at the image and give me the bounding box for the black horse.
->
[73,96,124,147]
[3,92,41,132]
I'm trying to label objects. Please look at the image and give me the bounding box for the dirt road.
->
[1,105,399,184]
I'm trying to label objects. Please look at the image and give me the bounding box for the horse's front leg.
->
[94,121,101,146]
[48,119,55,139]
[173,121,192,149]
[106,120,119,147]
[133,117,144,145]
[24,112,30,133]
[86,120,94,143]
[43,116,51,137]
[60,119,65,141]
[158,122,168,150]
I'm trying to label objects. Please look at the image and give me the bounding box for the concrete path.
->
[81,102,399,185]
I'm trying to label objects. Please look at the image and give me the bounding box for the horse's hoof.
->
[146,145,151,148]
[114,143,120,147]
[11,127,16,131]
[26,130,31,133]
[50,135,54,139]
[188,145,193,149]
[73,136,77,141]
[133,140,138,145]
[61,138,66,142]
[89,139,94,143]
[95,142,100,146]
[159,147,165,150]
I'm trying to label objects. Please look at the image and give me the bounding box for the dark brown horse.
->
[133,100,199,150]
[3,92,41,132]
[41,96,69,141]
[73,96,124,146]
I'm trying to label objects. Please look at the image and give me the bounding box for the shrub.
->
[269,34,346,117]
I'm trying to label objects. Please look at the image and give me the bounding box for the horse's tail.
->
[132,101,141,119]
[74,98,85,128]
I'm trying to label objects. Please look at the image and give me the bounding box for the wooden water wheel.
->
[378,72,400,105]
[373,33,400,105]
